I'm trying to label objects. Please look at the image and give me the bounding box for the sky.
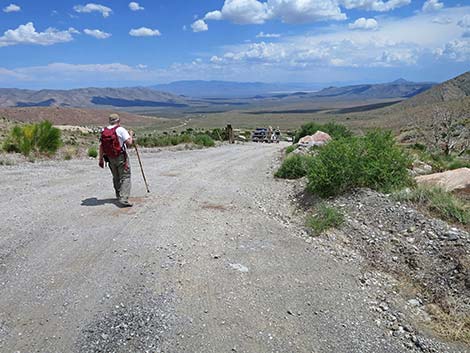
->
[0,0,469,89]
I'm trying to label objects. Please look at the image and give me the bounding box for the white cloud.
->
[73,3,112,18]
[3,3,21,13]
[373,49,418,66]
[129,2,144,11]
[210,55,224,63]
[457,15,470,38]
[422,0,443,13]
[0,22,78,47]
[436,39,470,61]
[268,0,346,24]
[129,27,161,37]
[205,6,469,70]
[191,19,208,32]
[340,0,411,12]
[432,17,452,24]
[458,15,470,28]
[202,0,412,26]
[203,0,346,25]
[349,18,378,30]
[84,29,111,39]
[256,32,281,38]
[207,0,270,24]
[4,63,151,84]
[204,10,223,21]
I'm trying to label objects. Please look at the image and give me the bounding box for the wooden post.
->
[226,124,234,144]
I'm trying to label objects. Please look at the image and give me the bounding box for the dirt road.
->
[0,143,451,352]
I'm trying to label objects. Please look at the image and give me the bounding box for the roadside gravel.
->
[0,142,466,352]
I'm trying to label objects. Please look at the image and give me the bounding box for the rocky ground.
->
[304,188,470,352]
[0,142,468,352]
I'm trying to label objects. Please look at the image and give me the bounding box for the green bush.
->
[2,121,61,156]
[393,186,470,225]
[285,144,297,154]
[295,122,352,143]
[88,146,98,158]
[35,120,61,153]
[136,133,214,148]
[308,131,412,197]
[415,151,470,172]
[193,134,215,147]
[275,154,314,179]
[307,203,344,235]
[447,159,470,170]
[208,128,227,141]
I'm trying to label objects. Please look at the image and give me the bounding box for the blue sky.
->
[0,0,469,88]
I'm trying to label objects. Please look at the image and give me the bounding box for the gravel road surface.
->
[0,143,456,352]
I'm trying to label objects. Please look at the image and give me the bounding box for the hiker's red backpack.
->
[101,126,122,158]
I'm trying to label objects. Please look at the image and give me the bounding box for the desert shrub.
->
[307,203,344,235]
[393,186,470,225]
[193,134,215,147]
[307,137,362,196]
[88,146,98,158]
[359,130,413,191]
[137,133,213,148]
[275,154,314,179]
[447,159,470,170]
[285,144,297,154]
[35,120,61,153]
[308,131,412,197]
[63,146,77,161]
[206,128,226,141]
[416,151,470,172]
[295,122,352,142]
[2,121,61,156]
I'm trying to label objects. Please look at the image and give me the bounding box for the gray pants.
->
[108,153,131,202]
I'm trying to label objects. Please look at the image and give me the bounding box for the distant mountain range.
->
[307,79,435,100]
[0,79,437,109]
[359,71,470,131]
[0,87,188,109]
[399,71,470,107]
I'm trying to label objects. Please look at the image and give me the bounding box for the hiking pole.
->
[134,143,150,193]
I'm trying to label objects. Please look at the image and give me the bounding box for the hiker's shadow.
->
[81,198,117,207]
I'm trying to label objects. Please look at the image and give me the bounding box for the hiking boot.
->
[118,199,133,208]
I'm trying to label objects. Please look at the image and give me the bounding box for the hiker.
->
[98,113,134,207]
[275,127,281,143]
[267,126,273,143]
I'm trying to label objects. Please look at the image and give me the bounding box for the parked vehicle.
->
[252,127,269,142]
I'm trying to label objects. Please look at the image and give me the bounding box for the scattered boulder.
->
[415,167,470,193]
[298,131,332,147]
[410,160,433,176]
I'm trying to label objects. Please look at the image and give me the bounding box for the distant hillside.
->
[150,81,321,98]
[344,71,470,131]
[0,107,159,127]
[399,71,470,107]
[0,87,189,109]
[308,79,435,100]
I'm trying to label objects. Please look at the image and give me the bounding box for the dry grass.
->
[425,302,470,345]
